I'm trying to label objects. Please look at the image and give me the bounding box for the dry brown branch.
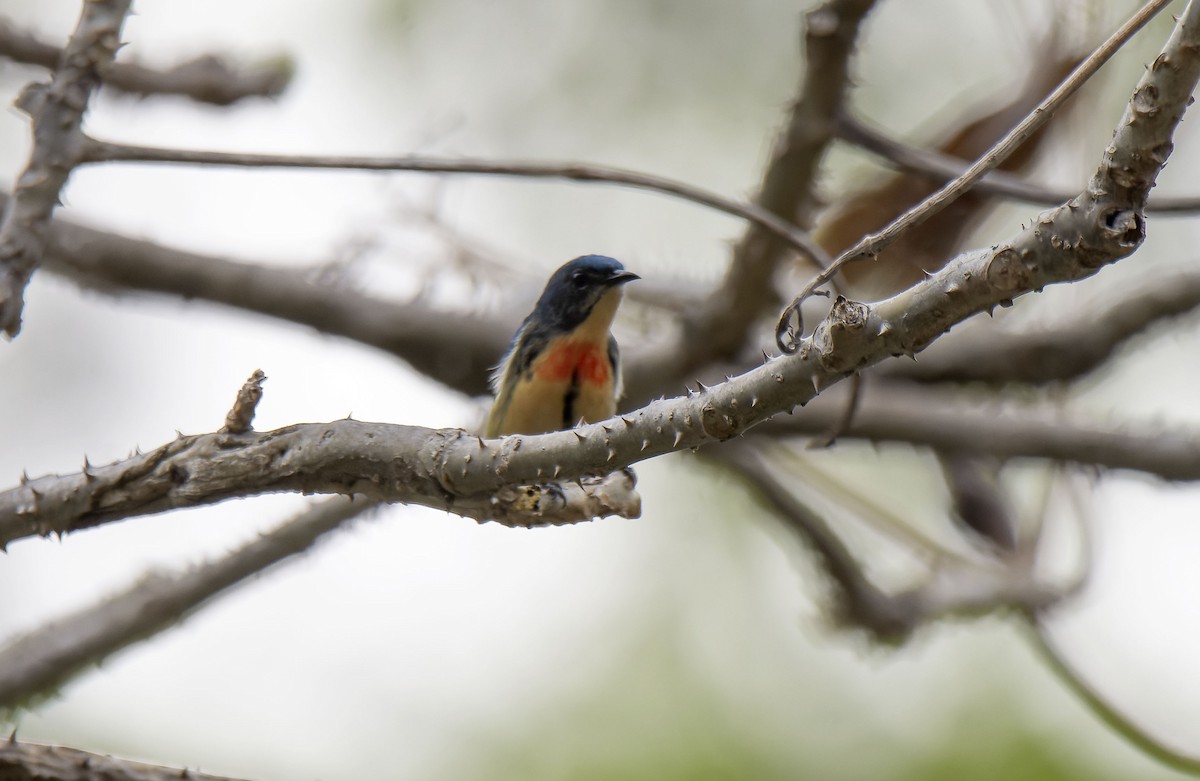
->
[220,369,267,434]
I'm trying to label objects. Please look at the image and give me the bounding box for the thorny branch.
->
[5,0,1200,546]
[0,0,132,338]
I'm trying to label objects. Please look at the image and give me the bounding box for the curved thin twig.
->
[80,137,829,268]
[1025,618,1200,776]
[776,0,1174,352]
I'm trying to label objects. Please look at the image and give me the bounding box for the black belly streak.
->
[562,368,581,429]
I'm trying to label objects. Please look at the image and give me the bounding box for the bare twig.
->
[0,0,133,337]
[1026,618,1200,776]
[0,497,370,709]
[79,138,828,267]
[776,0,1174,351]
[0,19,293,105]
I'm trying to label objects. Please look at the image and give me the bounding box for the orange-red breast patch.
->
[534,339,611,386]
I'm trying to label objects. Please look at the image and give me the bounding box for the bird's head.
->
[531,255,639,332]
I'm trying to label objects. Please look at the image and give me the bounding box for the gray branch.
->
[0,0,132,337]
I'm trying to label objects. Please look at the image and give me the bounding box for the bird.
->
[486,255,639,437]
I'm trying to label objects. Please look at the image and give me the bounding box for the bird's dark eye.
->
[571,271,588,288]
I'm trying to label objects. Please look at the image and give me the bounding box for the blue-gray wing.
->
[608,335,623,401]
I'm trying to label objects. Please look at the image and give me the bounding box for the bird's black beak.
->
[606,270,640,286]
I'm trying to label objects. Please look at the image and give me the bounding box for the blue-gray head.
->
[530,255,639,332]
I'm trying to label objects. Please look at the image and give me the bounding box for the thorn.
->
[762,349,771,362]
[477,436,487,449]
[640,438,651,451]
[695,380,708,393]
[673,430,684,447]
[535,466,544,477]
[574,430,586,441]
[552,464,562,478]
[19,470,29,486]
[750,396,759,407]
[601,423,613,433]
[877,321,892,336]
[812,375,822,393]
[621,416,634,426]
[607,448,617,462]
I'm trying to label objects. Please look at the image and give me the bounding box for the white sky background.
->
[2,1,1200,779]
